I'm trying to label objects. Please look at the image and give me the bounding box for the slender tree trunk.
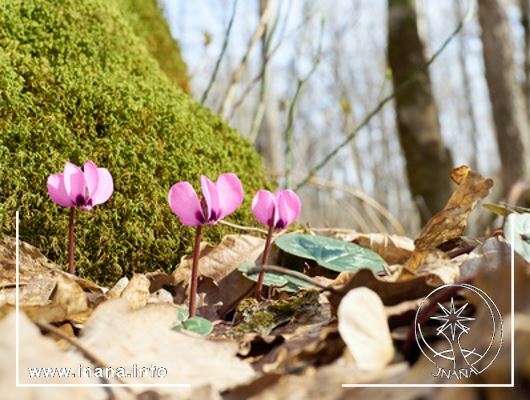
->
[478,0,530,190]
[387,0,453,224]
[520,0,530,120]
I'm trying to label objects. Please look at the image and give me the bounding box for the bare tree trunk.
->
[387,0,453,224]
[520,0,530,119]
[478,0,530,190]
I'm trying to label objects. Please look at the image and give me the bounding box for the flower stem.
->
[189,225,203,318]
[255,224,274,300]
[68,207,75,275]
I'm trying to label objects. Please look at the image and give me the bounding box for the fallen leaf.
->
[120,273,150,310]
[408,165,493,269]
[397,249,463,285]
[327,268,438,311]
[173,234,265,318]
[79,299,255,392]
[0,312,104,395]
[338,287,394,370]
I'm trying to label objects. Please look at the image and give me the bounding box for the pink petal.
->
[83,160,99,198]
[216,173,244,219]
[200,175,220,221]
[91,168,113,206]
[276,190,301,228]
[252,190,276,227]
[63,162,86,205]
[47,173,73,207]
[168,182,203,227]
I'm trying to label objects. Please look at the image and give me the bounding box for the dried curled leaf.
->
[408,165,493,270]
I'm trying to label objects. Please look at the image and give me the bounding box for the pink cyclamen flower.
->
[252,189,301,229]
[168,173,244,226]
[47,161,114,210]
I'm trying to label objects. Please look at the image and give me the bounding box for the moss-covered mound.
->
[0,0,267,285]
[119,0,189,92]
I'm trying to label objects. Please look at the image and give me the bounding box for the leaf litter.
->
[1,166,529,399]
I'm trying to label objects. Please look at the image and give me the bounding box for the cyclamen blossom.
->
[47,161,113,210]
[168,173,244,226]
[252,189,301,229]
[168,172,243,317]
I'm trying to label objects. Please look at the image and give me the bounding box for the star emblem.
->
[430,297,475,340]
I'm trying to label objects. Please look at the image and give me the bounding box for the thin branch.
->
[249,0,274,142]
[201,0,239,104]
[228,5,318,121]
[285,19,324,188]
[246,265,331,290]
[219,219,269,235]
[267,169,405,235]
[294,0,474,190]
[218,0,274,116]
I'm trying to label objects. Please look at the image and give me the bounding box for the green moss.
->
[118,0,189,92]
[0,0,268,286]
[232,291,322,335]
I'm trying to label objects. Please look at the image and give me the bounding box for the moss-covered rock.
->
[0,0,267,286]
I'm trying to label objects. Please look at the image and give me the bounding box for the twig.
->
[201,0,238,104]
[247,265,332,291]
[267,169,405,235]
[249,0,274,142]
[285,19,324,188]
[218,0,274,116]
[219,220,269,235]
[294,0,475,190]
[228,2,317,121]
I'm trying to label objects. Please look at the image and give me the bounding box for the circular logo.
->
[414,283,503,379]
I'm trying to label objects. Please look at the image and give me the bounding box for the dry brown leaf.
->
[79,299,255,393]
[338,288,394,371]
[173,234,265,317]
[2,274,90,324]
[226,357,409,400]
[327,268,438,311]
[397,249,464,285]
[408,165,493,270]
[0,312,106,398]
[106,276,129,298]
[120,273,150,310]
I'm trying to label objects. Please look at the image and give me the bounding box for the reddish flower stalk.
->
[189,226,203,317]
[255,224,274,300]
[252,189,301,300]
[68,207,75,274]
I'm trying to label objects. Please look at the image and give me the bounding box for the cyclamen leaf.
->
[275,234,385,273]
[176,307,189,322]
[181,316,213,336]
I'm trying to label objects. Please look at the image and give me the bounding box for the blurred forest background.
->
[161,0,530,236]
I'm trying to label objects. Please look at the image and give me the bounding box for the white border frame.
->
[341,221,515,388]
[15,211,191,388]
